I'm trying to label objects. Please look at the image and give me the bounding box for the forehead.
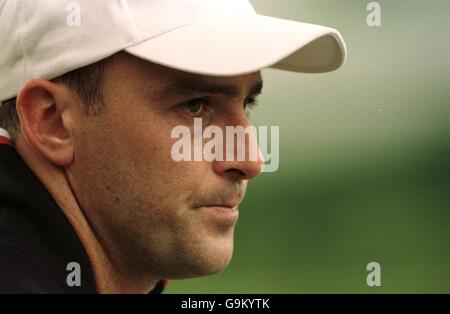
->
[109,52,262,99]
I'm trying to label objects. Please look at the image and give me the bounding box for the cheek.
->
[102,115,208,211]
[75,106,212,228]
[123,115,207,179]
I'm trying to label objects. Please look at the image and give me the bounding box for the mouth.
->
[201,201,239,209]
[195,202,240,227]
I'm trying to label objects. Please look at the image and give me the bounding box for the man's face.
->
[67,53,263,280]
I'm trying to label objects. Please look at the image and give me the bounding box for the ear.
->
[16,79,78,166]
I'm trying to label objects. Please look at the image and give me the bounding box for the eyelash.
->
[180,96,259,118]
[181,97,208,117]
[245,97,259,110]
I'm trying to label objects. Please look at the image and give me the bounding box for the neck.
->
[14,135,156,293]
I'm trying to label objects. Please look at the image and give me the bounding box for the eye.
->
[244,96,259,118]
[182,97,208,117]
[244,97,259,109]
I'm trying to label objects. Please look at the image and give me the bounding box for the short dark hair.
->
[0,57,111,143]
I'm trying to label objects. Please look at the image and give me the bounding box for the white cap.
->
[0,0,347,103]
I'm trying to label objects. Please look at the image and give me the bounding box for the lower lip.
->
[197,206,239,225]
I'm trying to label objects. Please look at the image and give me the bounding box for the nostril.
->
[225,168,246,180]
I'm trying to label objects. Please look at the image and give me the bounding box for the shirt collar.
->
[0,128,12,146]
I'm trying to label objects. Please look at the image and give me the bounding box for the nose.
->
[213,119,264,181]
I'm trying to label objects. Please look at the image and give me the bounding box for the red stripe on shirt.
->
[0,136,12,146]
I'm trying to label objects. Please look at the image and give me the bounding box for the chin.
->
[167,236,235,280]
[201,231,235,273]
[202,248,234,275]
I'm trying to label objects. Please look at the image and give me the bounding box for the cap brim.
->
[125,14,346,76]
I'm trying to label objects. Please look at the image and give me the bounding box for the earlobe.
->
[16,79,75,166]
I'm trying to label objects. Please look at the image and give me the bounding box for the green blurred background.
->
[167,0,450,293]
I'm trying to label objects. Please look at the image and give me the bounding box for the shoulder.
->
[0,146,97,294]
[0,207,69,293]
[0,242,65,293]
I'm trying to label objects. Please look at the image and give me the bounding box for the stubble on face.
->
[67,52,260,281]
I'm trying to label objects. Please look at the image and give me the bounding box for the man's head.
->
[7,52,263,280]
[0,0,346,286]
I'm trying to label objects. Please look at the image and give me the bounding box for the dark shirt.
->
[0,136,165,294]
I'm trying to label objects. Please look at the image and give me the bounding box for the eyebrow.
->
[157,77,263,101]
